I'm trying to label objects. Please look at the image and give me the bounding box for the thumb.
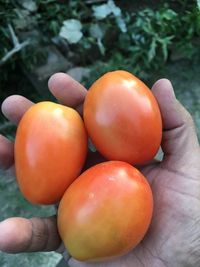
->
[151,79,199,164]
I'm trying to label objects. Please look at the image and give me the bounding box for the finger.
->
[151,79,199,159]
[0,96,33,169]
[48,73,87,112]
[0,216,61,253]
[1,95,34,125]
[0,135,14,170]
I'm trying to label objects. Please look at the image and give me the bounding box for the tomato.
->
[15,101,87,205]
[57,161,153,261]
[83,70,162,165]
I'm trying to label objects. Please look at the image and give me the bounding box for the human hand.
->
[1,74,200,267]
[68,79,200,267]
[0,73,87,255]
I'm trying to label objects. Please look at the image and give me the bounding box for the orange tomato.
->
[15,101,87,205]
[58,161,153,261]
[83,70,162,165]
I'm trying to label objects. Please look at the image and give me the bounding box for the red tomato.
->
[83,70,162,165]
[15,101,87,205]
[58,161,153,261]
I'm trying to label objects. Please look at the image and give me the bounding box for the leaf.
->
[92,3,112,20]
[63,19,82,31]
[21,0,37,12]
[157,36,174,61]
[108,0,121,17]
[116,16,127,33]
[89,23,104,39]
[97,38,105,55]
[197,0,200,10]
[60,28,83,44]
[148,38,157,62]
[59,19,83,44]
[161,9,177,20]
[89,23,106,55]
[132,33,142,42]
[92,0,122,20]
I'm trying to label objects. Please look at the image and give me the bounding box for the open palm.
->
[0,74,200,267]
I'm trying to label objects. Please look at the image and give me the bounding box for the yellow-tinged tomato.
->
[83,70,162,165]
[58,161,153,261]
[15,101,87,205]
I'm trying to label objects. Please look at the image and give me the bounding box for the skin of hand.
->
[0,73,200,267]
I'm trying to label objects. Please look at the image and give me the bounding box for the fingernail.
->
[152,78,176,100]
[161,79,176,98]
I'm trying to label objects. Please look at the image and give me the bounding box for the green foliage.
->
[82,3,200,85]
[0,0,200,106]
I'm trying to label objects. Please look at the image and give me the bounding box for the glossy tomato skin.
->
[15,101,87,205]
[58,161,153,261]
[83,70,162,165]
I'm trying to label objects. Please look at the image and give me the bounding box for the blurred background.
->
[0,0,200,266]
